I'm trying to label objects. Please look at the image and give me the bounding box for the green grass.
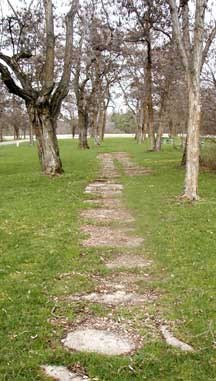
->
[0,139,215,380]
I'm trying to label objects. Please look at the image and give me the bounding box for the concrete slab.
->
[160,325,194,352]
[106,254,152,269]
[62,328,136,355]
[41,365,88,380]
[81,208,134,223]
[81,225,144,248]
[68,290,149,306]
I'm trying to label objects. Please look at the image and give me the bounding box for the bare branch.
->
[51,0,79,117]
[201,24,216,70]
[0,62,32,102]
[43,0,55,91]
[168,0,189,71]
[6,0,20,21]
[192,0,206,75]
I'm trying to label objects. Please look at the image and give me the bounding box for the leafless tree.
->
[0,0,79,175]
[168,0,216,200]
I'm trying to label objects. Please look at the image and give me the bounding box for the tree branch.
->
[51,0,79,118]
[192,0,206,75]
[0,62,33,102]
[168,0,189,72]
[43,0,55,92]
[201,23,216,70]
[0,52,32,91]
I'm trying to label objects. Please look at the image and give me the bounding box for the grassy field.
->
[0,139,215,380]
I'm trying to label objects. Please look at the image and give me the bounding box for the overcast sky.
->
[0,0,70,18]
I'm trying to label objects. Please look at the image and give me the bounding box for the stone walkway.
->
[42,152,194,380]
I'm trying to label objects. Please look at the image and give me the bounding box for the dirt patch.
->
[41,365,88,381]
[81,225,144,248]
[105,254,152,269]
[80,208,134,223]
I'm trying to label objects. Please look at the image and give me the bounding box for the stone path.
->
[42,152,194,380]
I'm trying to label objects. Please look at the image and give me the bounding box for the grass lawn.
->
[0,138,215,380]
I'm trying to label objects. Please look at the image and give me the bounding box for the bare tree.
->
[168,0,216,200]
[0,0,79,175]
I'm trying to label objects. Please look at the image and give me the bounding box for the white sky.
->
[0,0,70,17]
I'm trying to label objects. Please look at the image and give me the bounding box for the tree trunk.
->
[136,103,145,144]
[78,109,89,149]
[13,124,19,140]
[70,117,76,139]
[183,80,201,200]
[156,99,166,151]
[145,40,155,150]
[155,122,163,151]
[0,124,3,142]
[92,109,100,145]
[29,122,34,144]
[181,135,187,166]
[28,105,63,175]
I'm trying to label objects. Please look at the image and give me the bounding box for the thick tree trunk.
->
[78,109,89,149]
[183,81,201,200]
[28,106,63,175]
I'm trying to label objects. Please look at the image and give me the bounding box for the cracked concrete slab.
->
[81,225,144,248]
[62,328,136,355]
[68,290,150,306]
[80,208,134,223]
[83,198,122,208]
[85,183,123,198]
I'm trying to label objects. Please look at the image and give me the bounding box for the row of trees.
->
[0,0,216,200]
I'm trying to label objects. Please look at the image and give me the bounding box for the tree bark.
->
[0,0,78,175]
[78,108,89,149]
[145,39,155,150]
[155,83,171,151]
[168,0,211,200]
[136,101,145,144]
[184,78,201,199]
[28,105,63,175]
